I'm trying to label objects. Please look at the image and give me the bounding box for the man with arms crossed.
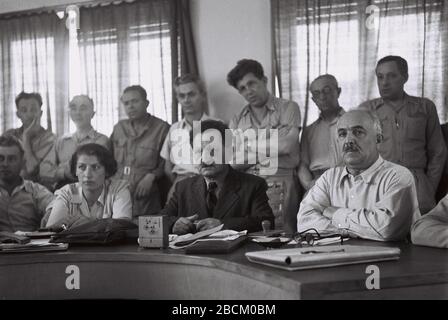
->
[297,110,420,241]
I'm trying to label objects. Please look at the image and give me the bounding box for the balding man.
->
[47,95,110,189]
[297,110,420,241]
[358,55,446,214]
[299,74,345,191]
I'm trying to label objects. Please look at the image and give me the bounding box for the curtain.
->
[170,0,200,120]
[272,0,448,126]
[0,12,69,134]
[0,0,198,136]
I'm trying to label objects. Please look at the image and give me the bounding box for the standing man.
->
[110,85,169,218]
[227,59,301,234]
[4,92,55,189]
[160,74,214,201]
[299,74,345,191]
[359,55,447,214]
[297,110,420,241]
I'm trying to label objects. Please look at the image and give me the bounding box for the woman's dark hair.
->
[70,143,117,178]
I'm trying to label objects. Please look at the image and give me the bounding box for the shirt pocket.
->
[135,146,158,169]
[406,116,426,141]
[113,138,126,163]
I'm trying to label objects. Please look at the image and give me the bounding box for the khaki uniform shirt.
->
[359,93,447,213]
[4,127,55,188]
[0,179,54,232]
[110,113,169,215]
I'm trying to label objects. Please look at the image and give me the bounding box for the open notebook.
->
[246,245,400,271]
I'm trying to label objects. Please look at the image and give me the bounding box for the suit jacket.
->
[163,166,274,232]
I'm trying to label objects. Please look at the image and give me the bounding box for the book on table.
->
[245,244,400,271]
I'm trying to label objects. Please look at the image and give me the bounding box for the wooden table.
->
[1,239,447,299]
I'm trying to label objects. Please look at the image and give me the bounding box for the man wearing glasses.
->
[297,110,420,241]
[299,74,345,191]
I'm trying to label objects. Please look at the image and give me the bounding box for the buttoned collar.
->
[372,92,418,110]
[339,156,384,186]
[179,113,211,130]
[62,127,97,142]
[241,93,276,116]
[316,107,345,126]
[71,182,107,207]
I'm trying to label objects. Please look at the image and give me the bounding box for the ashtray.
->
[251,237,291,249]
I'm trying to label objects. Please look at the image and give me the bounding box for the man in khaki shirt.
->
[227,59,301,234]
[358,55,447,214]
[297,110,420,241]
[110,85,169,217]
[4,92,55,190]
[0,135,54,232]
[299,74,345,191]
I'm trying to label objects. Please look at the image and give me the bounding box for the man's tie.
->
[206,182,218,217]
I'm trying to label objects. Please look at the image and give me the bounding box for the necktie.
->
[206,182,218,217]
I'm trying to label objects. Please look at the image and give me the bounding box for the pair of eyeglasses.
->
[293,228,348,246]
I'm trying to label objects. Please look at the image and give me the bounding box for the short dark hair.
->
[0,135,24,157]
[174,74,206,95]
[122,85,148,101]
[70,143,117,178]
[15,92,43,109]
[376,55,408,77]
[227,59,265,89]
[189,120,228,147]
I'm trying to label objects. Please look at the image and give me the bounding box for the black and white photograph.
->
[0,0,447,305]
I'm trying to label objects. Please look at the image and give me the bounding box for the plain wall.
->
[191,0,272,123]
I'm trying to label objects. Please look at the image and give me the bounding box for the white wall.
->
[191,0,272,123]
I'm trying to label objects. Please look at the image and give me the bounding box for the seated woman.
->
[45,143,132,229]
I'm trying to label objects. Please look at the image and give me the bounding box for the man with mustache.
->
[0,135,54,232]
[358,55,446,214]
[297,110,420,241]
[163,120,274,235]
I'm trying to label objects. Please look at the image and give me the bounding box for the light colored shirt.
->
[4,126,55,187]
[0,179,54,232]
[411,195,448,248]
[297,156,421,241]
[46,179,132,227]
[160,113,212,176]
[358,93,447,190]
[49,128,110,181]
[300,108,345,173]
[229,94,301,170]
